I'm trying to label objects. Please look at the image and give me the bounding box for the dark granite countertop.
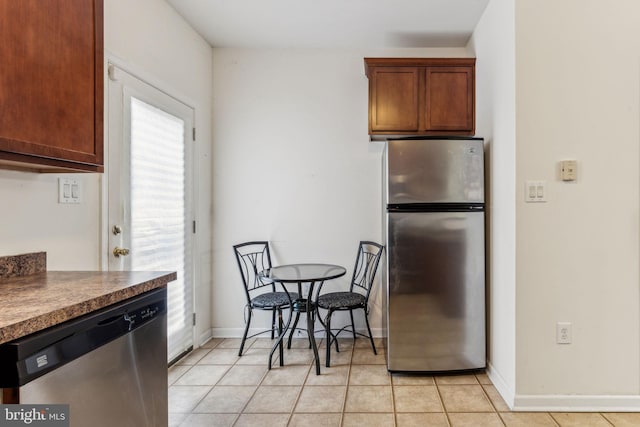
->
[0,270,177,344]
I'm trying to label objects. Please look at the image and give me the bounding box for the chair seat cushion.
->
[251,291,299,308]
[317,292,365,310]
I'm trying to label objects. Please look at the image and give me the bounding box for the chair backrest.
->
[233,241,274,302]
[350,241,384,299]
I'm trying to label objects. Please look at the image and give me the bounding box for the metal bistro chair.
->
[316,241,384,367]
[233,241,299,362]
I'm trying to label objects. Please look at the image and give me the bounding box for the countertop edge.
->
[0,271,177,345]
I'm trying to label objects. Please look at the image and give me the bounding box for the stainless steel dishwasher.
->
[0,288,168,427]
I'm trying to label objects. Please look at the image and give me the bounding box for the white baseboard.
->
[486,361,640,412]
[486,361,515,410]
[197,328,213,347]
[211,328,249,338]
[211,327,384,339]
[512,394,640,412]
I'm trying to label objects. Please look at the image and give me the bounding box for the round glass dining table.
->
[259,263,346,375]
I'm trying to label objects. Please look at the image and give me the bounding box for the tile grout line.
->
[173,341,221,427]
[341,340,393,426]
[604,412,616,427]
[539,409,561,427]
[474,373,506,427]
[379,342,397,427]
[205,339,242,426]
[230,338,273,427]
[208,339,243,427]
[433,375,453,427]
[177,349,217,426]
[213,338,245,427]
[389,370,398,427]
[336,340,353,427]
[382,341,397,427]
[284,338,316,427]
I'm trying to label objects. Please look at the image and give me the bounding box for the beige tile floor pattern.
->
[169,338,640,427]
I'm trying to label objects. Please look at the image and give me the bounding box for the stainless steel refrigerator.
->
[382,137,485,372]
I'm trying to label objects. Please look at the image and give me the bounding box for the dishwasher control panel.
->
[125,304,162,328]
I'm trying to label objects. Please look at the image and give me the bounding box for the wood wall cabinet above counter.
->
[0,0,104,173]
[364,57,475,140]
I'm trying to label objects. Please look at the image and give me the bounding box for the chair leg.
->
[278,308,284,366]
[271,310,276,339]
[349,309,357,340]
[269,306,294,370]
[363,308,377,355]
[239,307,252,356]
[317,309,330,350]
[308,312,313,349]
[333,312,340,353]
[325,310,332,367]
[288,312,301,349]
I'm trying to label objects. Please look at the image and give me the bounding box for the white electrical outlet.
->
[556,322,572,344]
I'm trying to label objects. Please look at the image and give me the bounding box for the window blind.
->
[130,97,193,362]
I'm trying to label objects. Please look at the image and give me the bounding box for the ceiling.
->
[165,0,491,49]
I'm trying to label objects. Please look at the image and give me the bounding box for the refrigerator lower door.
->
[386,210,485,372]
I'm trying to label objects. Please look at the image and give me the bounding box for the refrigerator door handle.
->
[387,203,484,213]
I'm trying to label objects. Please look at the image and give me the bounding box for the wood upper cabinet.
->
[424,66,474,131]
[0,0,104,173]
[365,58,475,138]
[369,67,420,132]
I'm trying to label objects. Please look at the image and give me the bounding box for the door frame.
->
[100,55,199,354]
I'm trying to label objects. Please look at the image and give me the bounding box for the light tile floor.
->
[169,338,640,426]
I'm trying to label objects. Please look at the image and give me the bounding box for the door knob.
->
[113,247,130,257]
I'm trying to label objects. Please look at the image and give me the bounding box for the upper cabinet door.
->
[365,58,475,139]
[0,0,103,172]
[369,67,419,133]
[424,66,474,132]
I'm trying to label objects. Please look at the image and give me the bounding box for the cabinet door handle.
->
[113,247,130,257]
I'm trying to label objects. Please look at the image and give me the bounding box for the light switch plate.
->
[525,180,547,203]
[58,178,82,204]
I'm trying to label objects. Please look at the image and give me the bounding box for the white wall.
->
[468,0,517,407]
[0,171,101,269]
[211,47,472,337]
[105,0,214,345]
[0,1,214,345]
[514,0,640,409]
[472,0,640,411]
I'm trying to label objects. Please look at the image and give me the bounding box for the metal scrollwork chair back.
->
[316,241,384,367]
[233,241,298,357]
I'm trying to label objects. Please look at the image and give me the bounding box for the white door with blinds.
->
[107,64,195,363]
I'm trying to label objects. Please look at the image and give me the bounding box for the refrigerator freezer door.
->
[387,138,484,204]
[386,210,485,372]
